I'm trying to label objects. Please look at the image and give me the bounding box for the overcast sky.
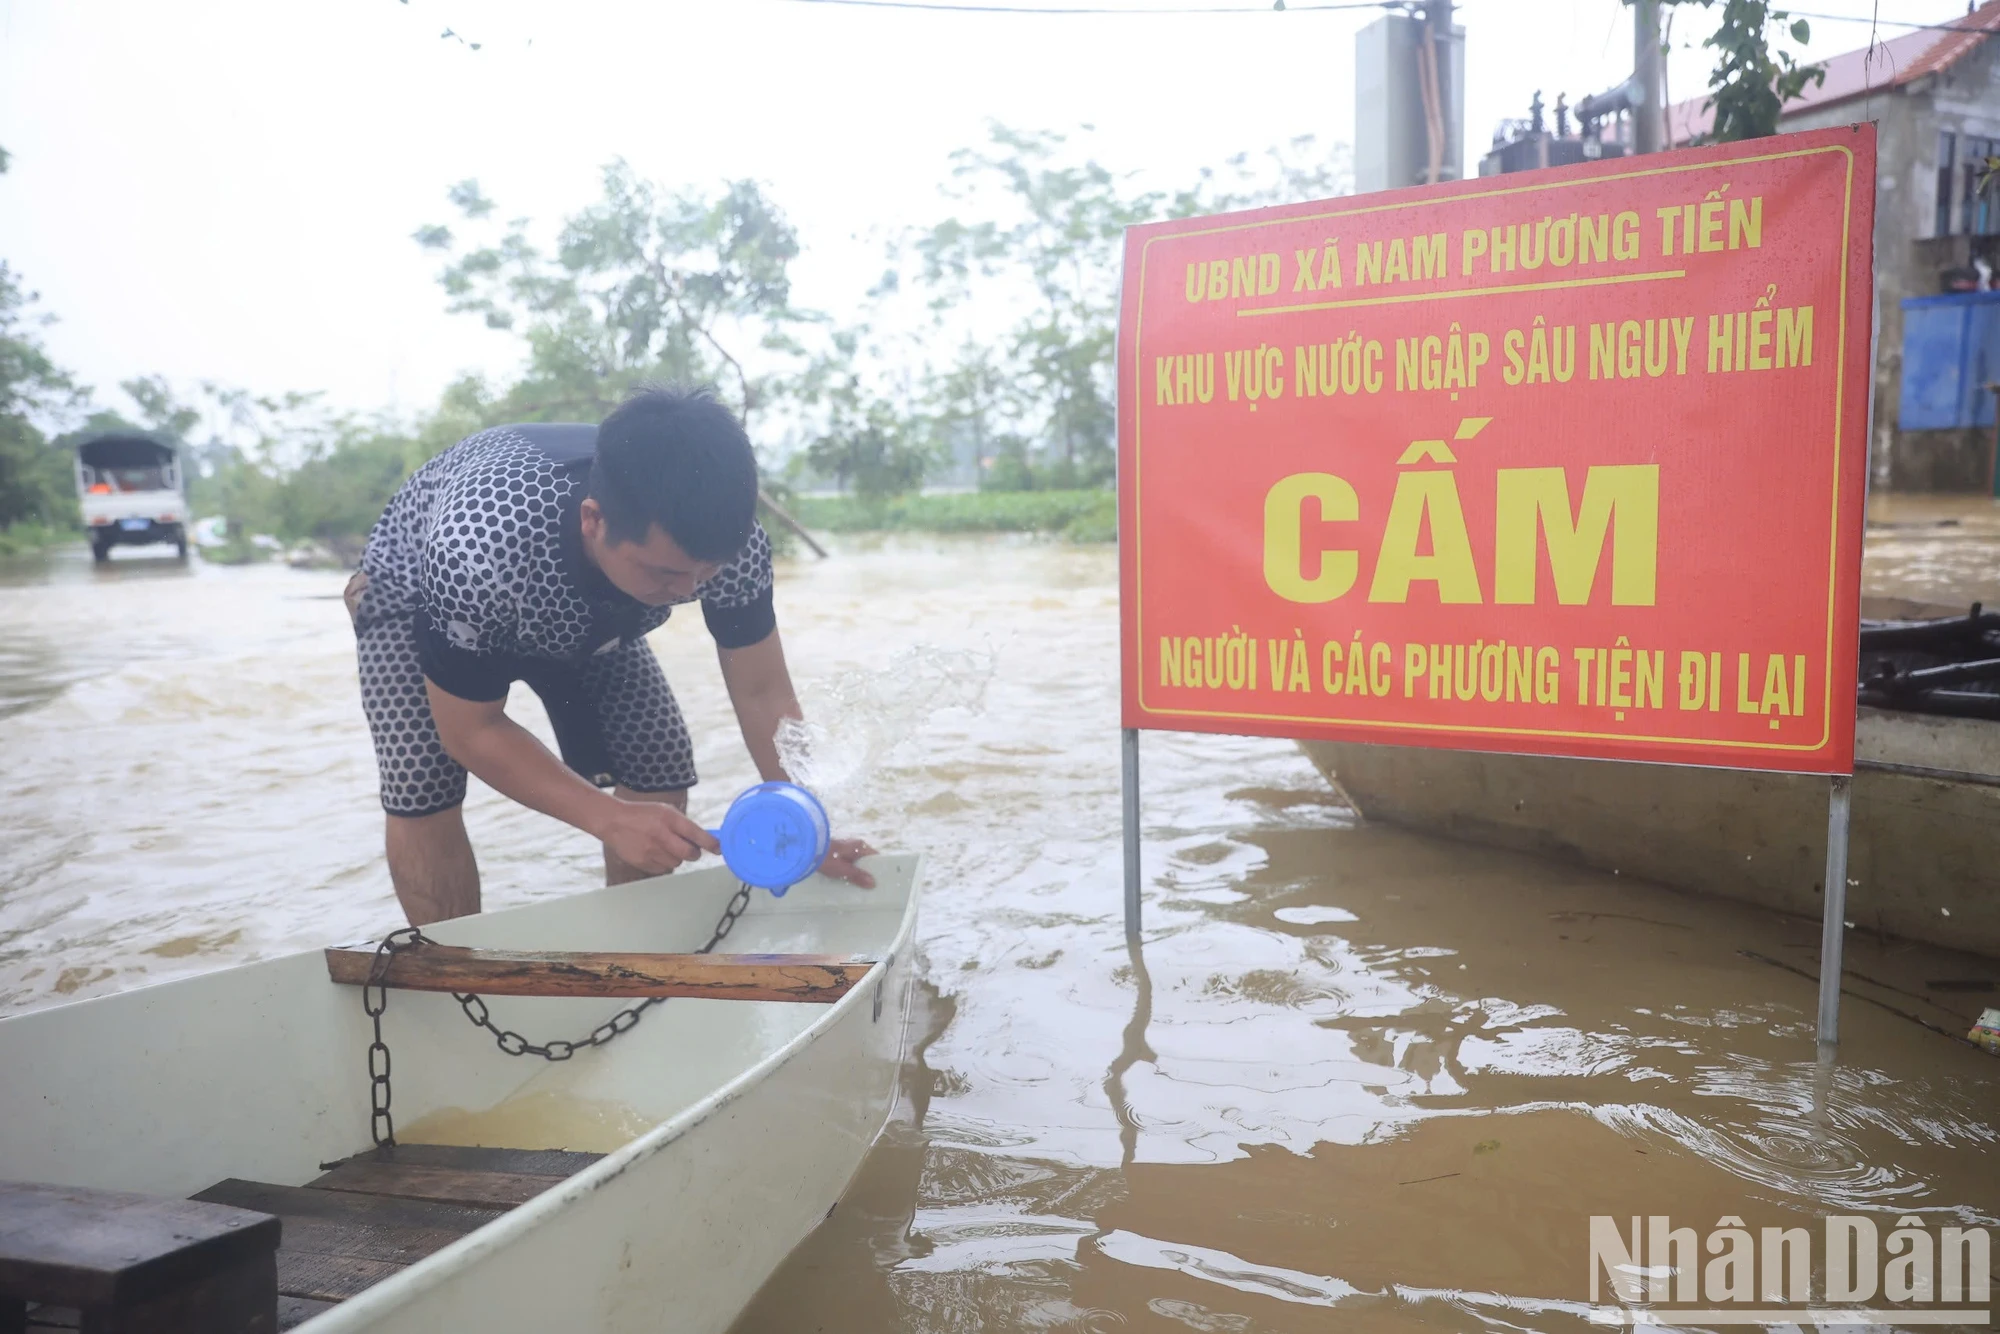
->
[0,0,1965,429]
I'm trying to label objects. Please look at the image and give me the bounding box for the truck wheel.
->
[91,535,111,564]
[175,535,189,560]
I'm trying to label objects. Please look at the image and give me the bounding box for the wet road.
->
[1,518,1997,1331]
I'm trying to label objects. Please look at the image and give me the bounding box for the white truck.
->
[75,432,189,562]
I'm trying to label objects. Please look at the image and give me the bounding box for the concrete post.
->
[1634,0,1664,155]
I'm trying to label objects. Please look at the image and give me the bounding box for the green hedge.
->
[790,489,1115,541]
[0,519,79,557]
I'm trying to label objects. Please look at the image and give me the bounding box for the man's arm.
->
[424,682,719,875]
[716,629,876,887]
[715,627,803,783]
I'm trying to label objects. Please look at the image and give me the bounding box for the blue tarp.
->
[1899,290,2000,430]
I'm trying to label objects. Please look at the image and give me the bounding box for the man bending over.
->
[345,387,872,924]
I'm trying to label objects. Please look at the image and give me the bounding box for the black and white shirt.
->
[354,424,774,701]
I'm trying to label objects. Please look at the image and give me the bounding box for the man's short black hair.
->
[588,387,759,561]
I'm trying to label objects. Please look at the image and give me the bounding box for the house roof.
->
[1667,1,2000,143]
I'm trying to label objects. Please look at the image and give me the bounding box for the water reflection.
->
[1104,933,1156,1171]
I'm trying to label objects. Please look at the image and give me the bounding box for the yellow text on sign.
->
[1263,463,1659,606]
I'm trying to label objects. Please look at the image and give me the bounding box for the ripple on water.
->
[1598,1099,1915,1211]
[1590,1052,2000,1215]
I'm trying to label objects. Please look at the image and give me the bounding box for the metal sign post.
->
[1815,774,1854,1051]
[1122,728,1142,944]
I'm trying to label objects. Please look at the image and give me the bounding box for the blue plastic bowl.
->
[713,781,830,895]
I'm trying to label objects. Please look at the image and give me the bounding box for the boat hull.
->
[1299,714,2000,959]
[0,856,922,1332]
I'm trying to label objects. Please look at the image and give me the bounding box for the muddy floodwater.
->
[3,503,1999,1331]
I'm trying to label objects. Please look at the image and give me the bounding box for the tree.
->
[803,400,932,501]
[121,374,203,441]
[107,377,430,544]
[0,142,84,535]
[416,163,807,432]
[798,335,935,500]
[0,262,85,530]
[1161,133,1355,220]
[268,421,420,540]
[192,389,426,542]
[1639,0,1824,142]
[908,126,1152,488]
[925,341,1022,489]
[898,124,1350,490]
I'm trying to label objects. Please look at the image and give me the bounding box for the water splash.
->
[776,642,996,813]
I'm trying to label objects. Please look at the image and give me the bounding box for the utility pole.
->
[1427,0,1454,184]
[1633,0,1664,154]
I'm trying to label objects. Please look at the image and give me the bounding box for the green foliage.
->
[980,435,1040,493]
[1056,496,1118,543]
[0,517,77,556]
[894,124,1349,492]
[803,398,934,501]
[1641,0,1824,142]
[0,144,89,544]
[1977,154,2000,202]
[417,162,805,430]
[101,377,441,544]
[0,262,84,536]
[268,428,414,539]
[790,488,1115,541]
[121,374,202,441]
[1701,1,1823,142]
[203,398,441,542]
[911,127,1143,486]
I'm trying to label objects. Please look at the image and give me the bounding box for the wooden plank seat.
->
[324,942,877,1003]
[201,1146,604,1329]
[7,1147,603,1333]
[0,1180,280,1333]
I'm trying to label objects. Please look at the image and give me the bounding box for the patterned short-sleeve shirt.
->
[354,423,774,701]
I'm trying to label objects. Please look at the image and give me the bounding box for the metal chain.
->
[361,883,754,1147]
[447,882,754,1060]
[363,926,427,1147]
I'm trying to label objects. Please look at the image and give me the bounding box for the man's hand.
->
[714,630,877,889]
[820,837,878,889]
[592,799,722,878]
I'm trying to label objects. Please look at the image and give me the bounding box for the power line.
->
[776,0,1405,14]
[1784,7,1999,35]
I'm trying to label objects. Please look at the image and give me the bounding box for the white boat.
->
[0,855,920,1332]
